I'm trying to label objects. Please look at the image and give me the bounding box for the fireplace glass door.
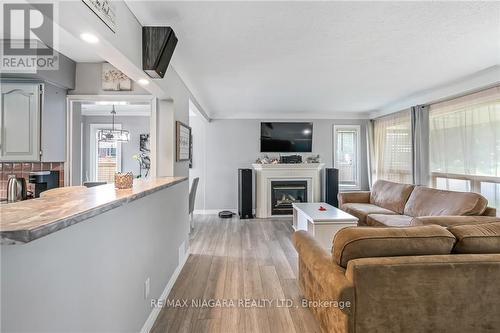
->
[271,180,308,215]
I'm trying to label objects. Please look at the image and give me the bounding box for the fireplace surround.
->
[253,163,324,218]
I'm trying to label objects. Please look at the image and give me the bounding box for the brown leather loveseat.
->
[293,222,500,333]
[338,180,498,227]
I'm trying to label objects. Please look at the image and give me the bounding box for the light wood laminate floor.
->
[151,215,321,333]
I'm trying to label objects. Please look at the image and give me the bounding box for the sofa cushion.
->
[448,222,500,254]
[404,186,488,217]
[412,216,500,227]
[366,214,413,227]
[332,225,456,268]
[341,203,397,226]
[370,180,415,214]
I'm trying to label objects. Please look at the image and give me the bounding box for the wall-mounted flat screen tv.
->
[260,122,313,152]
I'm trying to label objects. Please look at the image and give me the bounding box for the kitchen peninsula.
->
[1,177,190,332]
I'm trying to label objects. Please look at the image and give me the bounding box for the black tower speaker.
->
[325,168,339,207]
[238,169,253,219]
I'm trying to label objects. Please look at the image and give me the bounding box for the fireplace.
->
[271,180,308,215]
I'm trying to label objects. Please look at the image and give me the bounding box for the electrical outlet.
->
[144,277,150,299]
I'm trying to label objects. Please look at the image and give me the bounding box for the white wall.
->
[81,115,150,181]
[189,114,207,210]
[190,118,369,211]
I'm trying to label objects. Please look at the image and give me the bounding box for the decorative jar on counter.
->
[114,172,133,189]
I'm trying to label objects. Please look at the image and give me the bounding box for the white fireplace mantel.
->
[252,163,324,218]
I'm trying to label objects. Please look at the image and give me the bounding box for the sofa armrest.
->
[292,231,354,309]
[483,207,497,217]
[338,191,371,206]
[411,215,500,227]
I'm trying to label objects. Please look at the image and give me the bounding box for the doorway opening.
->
[66,96,157,186]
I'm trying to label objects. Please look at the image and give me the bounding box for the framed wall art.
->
[102,63,132,91]
[176,121,192,162]
[82,0,117,32]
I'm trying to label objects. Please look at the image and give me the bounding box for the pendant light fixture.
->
[98,105,130,142]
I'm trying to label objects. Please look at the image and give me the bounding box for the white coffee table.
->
[292,202,358,250]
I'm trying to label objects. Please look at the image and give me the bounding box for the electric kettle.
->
[7,176,27,203]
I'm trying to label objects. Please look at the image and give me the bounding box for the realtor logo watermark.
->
[1,3,58,72]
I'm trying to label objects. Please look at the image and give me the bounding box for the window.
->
[96,137,120,183]
[334,125,361,189]
[430,86,500,212]
[89,124,122,183]
[373,110,413,184]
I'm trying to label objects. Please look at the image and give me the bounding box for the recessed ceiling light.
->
[80,33,99,44]
[137,79,150,86]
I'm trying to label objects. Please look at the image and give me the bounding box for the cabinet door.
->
[0,83,41,161]
[41,83,66,162]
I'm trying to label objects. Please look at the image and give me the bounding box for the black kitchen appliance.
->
[29,171,59,198]
[238,168,253,219]
[325,168,339,207]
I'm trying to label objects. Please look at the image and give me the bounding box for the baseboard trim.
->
[193,209,238,215]
[140,251,189,333]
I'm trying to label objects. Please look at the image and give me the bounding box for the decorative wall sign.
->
[176,121,192,161]
[102,63,131,91]
[82,0,117,32]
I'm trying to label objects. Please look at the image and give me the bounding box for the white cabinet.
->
[0,83,42,161]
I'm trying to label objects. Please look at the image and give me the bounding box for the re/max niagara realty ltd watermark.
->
[1,2,59,72]
[151,298,352,310]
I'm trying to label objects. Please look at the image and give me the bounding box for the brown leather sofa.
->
[293,223,500,333]
[338,180,498,227]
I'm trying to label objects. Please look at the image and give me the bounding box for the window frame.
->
[333,124,362,190]
[89,123,122,182]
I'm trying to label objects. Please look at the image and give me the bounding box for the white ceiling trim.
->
[210,111,372,120]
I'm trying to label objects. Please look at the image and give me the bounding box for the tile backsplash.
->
[0,162,64,200]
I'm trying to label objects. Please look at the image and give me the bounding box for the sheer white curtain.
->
[430,86,500,177]
[373,110,413,184]
[430,86,500,211]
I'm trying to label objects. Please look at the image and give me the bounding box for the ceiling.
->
[0,18,103,62]
[127,1,500,118]
[56,28,104,62]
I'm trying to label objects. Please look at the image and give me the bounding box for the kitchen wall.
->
[0,55,73,200]
[80,115,150,181]
[0,162,64,200]
[189,118,369,212]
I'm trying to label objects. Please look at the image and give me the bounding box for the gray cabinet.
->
[0,83,42,161]
[41,84,66,162]
[0,82,67,162]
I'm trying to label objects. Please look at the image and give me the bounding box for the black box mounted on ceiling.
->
[142,26,178,79]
